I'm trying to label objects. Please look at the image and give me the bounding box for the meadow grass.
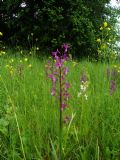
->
[0,53,120,160]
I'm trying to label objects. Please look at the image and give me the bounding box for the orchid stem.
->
[59,66,63,160]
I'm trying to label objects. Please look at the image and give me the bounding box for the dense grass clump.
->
[0,54,120,160]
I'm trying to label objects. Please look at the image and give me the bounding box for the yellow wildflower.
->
[0,32,3,36]
[24,58,28,62]
[5,64,9,68]
[10,70,14,75]
[10,59,14,63]
[48,56,52,59]
[104,22,108,27]
[100,27,103,30]
[20,50,23,54]
[108,38,111,42]
[2,51,6,55]
[11,59,14,62]
[96,38,101,43]
[113,65,117,68]
[101,44,107,49]
[9,65,13,70]
[28,64,32,68]
[108,27,111,31]
[9,68,14,75]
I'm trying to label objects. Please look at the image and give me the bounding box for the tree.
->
[1,0,118,58]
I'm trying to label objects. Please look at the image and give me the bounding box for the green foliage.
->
[96,21,118,62]
[1,53,120,159]
[1,0,119,57]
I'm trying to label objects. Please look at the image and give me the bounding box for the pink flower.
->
[51,88,55,96]
[61,43,70,53]
[110,80,116,95]
[52,49,60,60]
[55,60,62,69]
[64,67,69,75]
[61,103,67,111]
[46,43,70,111]
[48,74,57,82]
[65,83,70,89]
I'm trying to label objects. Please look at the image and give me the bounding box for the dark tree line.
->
[0,0,117,57]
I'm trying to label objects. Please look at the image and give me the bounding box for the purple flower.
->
[55,60,62,69]
[61,103,67,111]
[52,49,60,57]
[51,88,55,96]
[48,74,57,82]
[51,51,57,57]
[63,53,68,60]
[64,67,69,75]
[61,43,70,53]
[61,68,69,80]
[64,92,69,101]
[110,80,116,95]
[46,43,70,111]
[46,44,70,159]
[65,83,70,90]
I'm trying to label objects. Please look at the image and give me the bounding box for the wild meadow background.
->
[0,0,120,160]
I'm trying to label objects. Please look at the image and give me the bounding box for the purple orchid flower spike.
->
[51,49,60,59]
[46,43,70,160]
[110,80,116,95]
[48,74,57,82]
[54,60,62,69]
[61,103,67,111]
[61,43,70,53]
[51,87,55,96]
[65,83,70,90]
[64,68,69,75]
[46,43,70,111]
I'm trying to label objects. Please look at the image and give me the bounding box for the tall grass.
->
[0,53,120,160]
